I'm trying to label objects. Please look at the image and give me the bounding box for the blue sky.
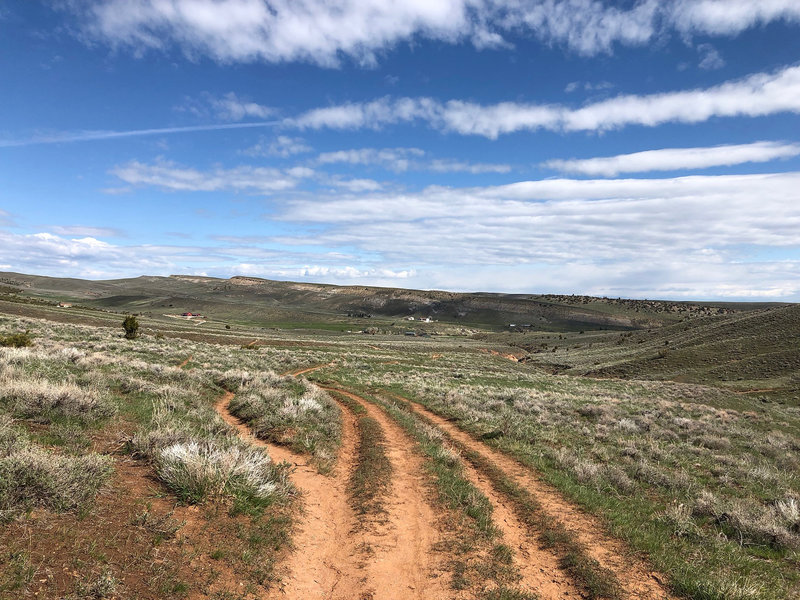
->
[1,1,800,299]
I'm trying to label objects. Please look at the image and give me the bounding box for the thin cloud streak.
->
[543,141,800,176]
[0,121,278,148]
[288,64,800,138]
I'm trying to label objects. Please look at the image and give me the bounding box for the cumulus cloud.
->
[287,64,800,138]
[0,232,179,279]
[66,1,800,64]
[110,160,305,194]
[543,141,800,176]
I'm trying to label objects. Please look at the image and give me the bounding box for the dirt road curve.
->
[215,386,450,599]
[215,391,364,599]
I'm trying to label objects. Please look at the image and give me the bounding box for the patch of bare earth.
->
[284,363,334,377]
[215,391,365,599]
[322,388,452,600]
[399,396,676,600]
[0,419,276,599]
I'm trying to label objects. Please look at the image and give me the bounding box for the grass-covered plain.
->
[1,295,798,599]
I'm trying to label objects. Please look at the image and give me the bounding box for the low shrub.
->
[154,440,290,504]
[0,447,113,517]
[0,378,116,423]
[0,332,33,348]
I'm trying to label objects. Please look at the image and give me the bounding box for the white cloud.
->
[670,0,800,36]
[243,135,312,158]
[68,1,800,65]
[428,159,511,174]
[317,147,425,170]
[76,0,472,66]
[543,141,800,176]
[498,0,659,56]
[0,232,179,279]
[288,64,800,138]
[4,171,800,298]
[49,225,124,238]
[564,80,614,93]
[274,172,800,268]
[697,43,725,70]
[326,177,384,192]
[111,160,305,194]
[209,92,273,121]
[259,170,800,298]
[290,97,439,130]
[315,147,509,173]
[297,265,414,279]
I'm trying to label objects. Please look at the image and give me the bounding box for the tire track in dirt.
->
[395,394,676,600]
[347,390,581,599]
[214,391,364,599]
[451,447,581,598]
[284,362,334,377]
[322,387,452,600]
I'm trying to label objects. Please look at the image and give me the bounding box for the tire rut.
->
[396,394,676,600]
[457,449,583,599]
[322,387,452,600]
[214,391,364,599]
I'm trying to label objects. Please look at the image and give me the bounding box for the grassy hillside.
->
[0,271,780,334]
[519,304,800,402]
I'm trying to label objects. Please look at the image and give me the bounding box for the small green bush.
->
[0,332,33,348]
[122,315,139,340]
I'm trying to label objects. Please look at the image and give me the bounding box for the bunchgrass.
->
[227,371,341,473]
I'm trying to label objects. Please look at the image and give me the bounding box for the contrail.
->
[0,121,279,148]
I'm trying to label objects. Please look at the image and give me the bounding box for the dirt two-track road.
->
[215,366,675,600]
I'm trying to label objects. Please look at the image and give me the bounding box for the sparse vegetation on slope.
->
[226,371,341,473]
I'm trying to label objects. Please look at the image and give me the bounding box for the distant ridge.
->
[0,271,789,333]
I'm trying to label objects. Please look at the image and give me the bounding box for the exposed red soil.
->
[398,395,677,600]
[215,391,365,599]
[456,450,582,599]
[0,420,273,599]
[284,362,334,377]
[322,387,452,600]
[479,348,522,362]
